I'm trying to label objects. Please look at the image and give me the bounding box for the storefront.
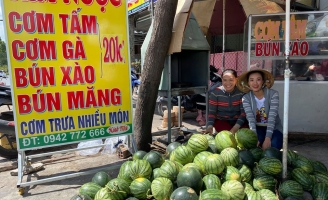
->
[244,11,328,134]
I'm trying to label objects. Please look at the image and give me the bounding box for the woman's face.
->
[323,60,328,67]
[222,73,237,92]
[248,72,264,92]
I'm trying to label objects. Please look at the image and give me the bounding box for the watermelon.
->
[117,161,133,184]
[250,147,263,162]
[70,194,92,200]
[291,168,314,191]
[182,163,202,175]
[238,149,255,168]
[106,178,130,198]
[177,167,203,194]
[220,147,239,167]
[253,175,277,192]
[152,168,161,180]
[312,182,328,200]
[292,155,314,174]
[165,142,182,158]
[284,197,303,200]
[223,166,241,181]
[170,186,198,200]
[312,160,328,173]
[258,189,277,200]
[125,197,139,200]
[129,178,151,199]
[287,149,297,166]
[262,147,282,161]
[253,163,268,177]
[187,134,209,154]
[151,177,173,200]
[79,182,102,199]
[94,187,124,200]
[214,130,237,152]
[207,142,218,153]
[133,150,147,160]
[199,189,229,200]
[159,160,180,182]
[143,151,164,169]
[235,128,258,149]
[129,159,152,180]
[202,174,221,190]
[193,151,213,174]
[238,164,252,183]
[170,145,194,165]
[243,182,254,194]
[221,180,245,200]
[314,171,328,184]
[91,171,111,187]
[259,157,282,175]
[204,154,225,175]
[245,191,261,200]
[278,180,303,198]
[204,134,214,141]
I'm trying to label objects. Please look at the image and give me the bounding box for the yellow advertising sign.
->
[1,0,132,150]
[128,0,150,15]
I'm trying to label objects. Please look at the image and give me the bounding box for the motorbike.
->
[156,66,222,117]
[131,67,141,98]
[0,83,17,159]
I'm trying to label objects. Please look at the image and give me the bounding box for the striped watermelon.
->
[259,157,282,175]
[177,167,203,194]
[214,130,237,152]
[238,149,255,168]
[159,160,180,182]
[312,160,328,173]
[202,174,221,190]
[250,147,263,162]
[106,178,130,198]
[220,147,239,167]
[244,182,254,194]
[312,182,328,200]
[94,187,123,200]
[223,166,241,181]
[278,180,303,198]
[133,150,147,160]
[253,175,277,192]
[117,161,133,184]
[143,151,164,169]
[287,149,297,166]
[152,168,161,180]
[129,178,151,199]
[193,151,213,174]
[165,142,182,158]
[253,164,268,177]
[291,168,314,191]
[292,155,314,174]
[199,189,229,200]
[204,154,225,175]
[238,164,252,183]
[314,171,328,184]
[245,191,261,200]
[207,140,218,153]
[258,189,277,200]
[204,134,215,141]
[235,128,258,149]
[129,159,152,180]
[170,145,194,165]
[151,177,173,200]
[221,180,245,200]
[187,134,209,154]
[79,182,102,199]
[182,163,202,175]
[170,186,198,200]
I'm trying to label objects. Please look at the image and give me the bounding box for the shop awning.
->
[209,0,284,35]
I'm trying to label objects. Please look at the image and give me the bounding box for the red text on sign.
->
[59,13,97,34]
[15,64,55,88]
[61,64,95,85]
[12,39,57,61]
[62,37,86,60]
[103,36,124,63]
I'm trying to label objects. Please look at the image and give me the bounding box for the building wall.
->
[320,0,328,10]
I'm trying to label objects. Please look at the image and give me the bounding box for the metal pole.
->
[282,0,291,180]
[150,0,154,21]
[222,0,226,71]
[167,55,172,143]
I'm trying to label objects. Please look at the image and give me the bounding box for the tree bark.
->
[133,0,178,151]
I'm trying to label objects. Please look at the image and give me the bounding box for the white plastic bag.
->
[101,136,127,155]
[77,140,103,156]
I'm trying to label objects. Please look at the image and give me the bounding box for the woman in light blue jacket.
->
[236,68,283,150]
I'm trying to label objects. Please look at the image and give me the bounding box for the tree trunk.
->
[133,0,178,151]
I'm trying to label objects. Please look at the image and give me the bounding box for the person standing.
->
[204,69,248,135]
[236,68,283,150]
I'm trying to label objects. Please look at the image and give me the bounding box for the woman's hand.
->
[202,126,213,135]
[262,137,272,150]
[230,124,241,135]
[309,64,316,71]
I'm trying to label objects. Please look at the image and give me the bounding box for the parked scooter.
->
[156,65,222,116]
[131,67,140,98]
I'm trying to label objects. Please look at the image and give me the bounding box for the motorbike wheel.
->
[157,102,167,117]
[0,133,18,159]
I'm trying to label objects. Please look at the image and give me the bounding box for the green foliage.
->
[0,38,8,66]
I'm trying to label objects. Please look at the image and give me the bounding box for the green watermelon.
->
[245,191,261,200]
[220,147,239,167]
[215,130,237,152]
[291,168,314,191]
[133,150,147,160]
[159,160,180,182]
[262,147,282,161]
[70,194,92,200]
[259,157,282,175]
[165,142,182,158]
[193,151,213,174]
[170,145,195,165]
[151,177,173,200]
[117,161,133,184]
[129,159,152,180]
[182,163,202,175]
[143,151,164,169]
[278,180,303,198]
[253,163,268,177]
[312,182,328,200]
[235,128,258,149]
[221,180,245,200]
[187,134,209,154]
[202,174,221,190]
[239,149,255,168]
[253,175,277,192]
[79,182,102,199]
[243,182,254,194]
[207,142,218,153]
[284,197,303,200]
[106,178,130,198]
[91,171,111,187]
[152,168,161,180]
[311,160,328,173]
[292,155,314,174]
[204,154,225,175]
[177,167,203,194]
[204,134,215,141]
[287,149,297,166]
[199,189,229,200]
[94,187,124,200]
[250,147,263,162]
[258,189,277,200]
[129,178,151,199]
[223,166,241,181]
[238,164,252,183]
[170,186,198,200]
[314,171,328,184]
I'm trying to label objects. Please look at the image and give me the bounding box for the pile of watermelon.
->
[71,128,328,200]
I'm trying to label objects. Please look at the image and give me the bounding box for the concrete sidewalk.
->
[0,111,327,200]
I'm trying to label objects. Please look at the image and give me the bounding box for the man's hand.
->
[229,124,241,135]
[309,64,316,71]
[202,126,213,135]
[262,137,272,150]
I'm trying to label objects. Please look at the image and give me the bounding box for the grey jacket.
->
[242,88,283,138]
